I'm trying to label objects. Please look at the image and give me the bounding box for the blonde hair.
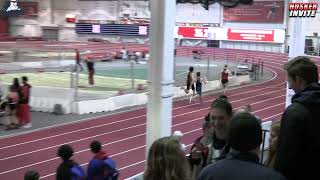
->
[264,121,281,168]
[144,137,191,180]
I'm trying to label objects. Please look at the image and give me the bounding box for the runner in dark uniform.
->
[186,66,195,94]
[194,72,207,103]
[86,59,95,86]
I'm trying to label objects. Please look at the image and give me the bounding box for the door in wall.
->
[0,18,8,34]
[42,27,58,41]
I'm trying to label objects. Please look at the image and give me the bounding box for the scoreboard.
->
[76,23,149,36]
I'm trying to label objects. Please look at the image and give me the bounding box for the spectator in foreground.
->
[56,144,85,180]
[188,121,212,179]
[264,120,281,169]
[144,136,191,180]
[275,56,320,180]
[206,98,233,164]
[87,140,118,180]
[198,112,286,180]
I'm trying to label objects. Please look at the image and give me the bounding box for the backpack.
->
[102,158,119,180]
[71,165,86,180]
[53,104,64,115]
[57,161,85,180]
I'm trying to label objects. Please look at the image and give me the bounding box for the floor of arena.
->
[0,42,319,180]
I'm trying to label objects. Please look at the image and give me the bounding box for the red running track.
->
[0,45,319,180]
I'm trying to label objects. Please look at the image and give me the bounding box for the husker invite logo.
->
[289,2,318,17]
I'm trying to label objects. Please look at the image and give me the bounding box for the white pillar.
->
[285,0,307,107]
[146,0,176,156]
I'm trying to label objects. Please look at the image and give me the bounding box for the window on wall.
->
[207,40,219,47]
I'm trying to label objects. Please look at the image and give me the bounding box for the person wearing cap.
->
[198,112,286,180]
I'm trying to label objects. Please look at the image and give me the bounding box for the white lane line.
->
[40,111,285,179]
[0,100,286,175]
[0,88,286,160]
[0,62,282,141]
[0,69,283,150]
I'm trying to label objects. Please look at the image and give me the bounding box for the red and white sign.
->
[289,3,318,17]
[227,28,274,42]
[176,27,210,39]
[66,14,76,23]
[173,26,285,43]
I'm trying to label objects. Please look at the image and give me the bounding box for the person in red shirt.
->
[18,76,32,128]
[220,65,232,95]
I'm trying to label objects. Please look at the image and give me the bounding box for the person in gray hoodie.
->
[275,56,320,180]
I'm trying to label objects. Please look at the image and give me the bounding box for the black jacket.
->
[198,151,286,180]
[275,83,320,180]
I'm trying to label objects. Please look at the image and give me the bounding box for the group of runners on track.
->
[181,65,232,103]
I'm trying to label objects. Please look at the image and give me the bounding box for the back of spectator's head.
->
[236,104,252,114]
[57,144,74,161]
[284,56,318,85]
[90,140,102,154]
[144,136,190,180]
[189,66,194,72]
[24,170,40,180]
[228,112,262,152]
[218,95,229,102]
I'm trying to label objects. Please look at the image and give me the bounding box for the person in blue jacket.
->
[87,141,118,180]
[56,144,85,180]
